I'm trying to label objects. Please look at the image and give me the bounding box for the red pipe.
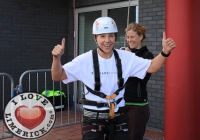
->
[165,0,200,139]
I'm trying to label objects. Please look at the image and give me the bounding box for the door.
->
[75,1,139,99]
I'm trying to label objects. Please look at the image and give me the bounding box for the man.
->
[51,17,176,140]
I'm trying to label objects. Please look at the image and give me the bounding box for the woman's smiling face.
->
[126,30,143,49]
[96,33,116,58]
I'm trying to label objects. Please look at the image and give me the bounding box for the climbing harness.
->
[80,48,127,136]
[80,48,125,120]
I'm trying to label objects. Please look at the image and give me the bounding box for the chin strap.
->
[98,46,105,53]
[95,40,105,53]
[98,46,115,52]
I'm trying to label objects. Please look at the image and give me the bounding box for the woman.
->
[51,17,175,140]
[123,22,154,140]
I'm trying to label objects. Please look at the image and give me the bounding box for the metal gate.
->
[16,69,80,128]
[0,73,14,139]
[0,69,81,139]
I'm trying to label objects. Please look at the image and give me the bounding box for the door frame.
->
[74,1,139,101]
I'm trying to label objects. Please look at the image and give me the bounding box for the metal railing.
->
[0,73,14,139]
[16,69,80,127]
[0,69,81,139]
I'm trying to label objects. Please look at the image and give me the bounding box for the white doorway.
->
[75,1,139,99]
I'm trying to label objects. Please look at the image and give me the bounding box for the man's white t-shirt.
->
[62,49,151,112]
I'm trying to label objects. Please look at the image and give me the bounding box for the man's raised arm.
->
[51,38,67,81]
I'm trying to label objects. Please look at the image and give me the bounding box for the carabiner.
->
[107,99,111,108]
[113,99,117,108]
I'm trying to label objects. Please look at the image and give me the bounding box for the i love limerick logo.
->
[4,92,56,139]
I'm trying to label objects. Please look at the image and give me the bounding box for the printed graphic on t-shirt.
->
[91,71,117,77]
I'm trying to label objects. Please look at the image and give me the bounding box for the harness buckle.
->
[113,99,117,108]
[98,125,103,131]
[115,123,128,132]
[118,124,122,130]
[106,99,117,108]
[107,99,111,108]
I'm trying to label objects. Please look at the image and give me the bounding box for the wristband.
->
[161,51,171,57]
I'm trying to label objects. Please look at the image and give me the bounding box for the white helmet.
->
[92,17,118,35]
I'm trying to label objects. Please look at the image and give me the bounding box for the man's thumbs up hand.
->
[52,38,65,59]
[162,32,176,54]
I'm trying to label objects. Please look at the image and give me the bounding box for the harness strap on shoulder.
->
[92,49,124,91]
[92,49,101,91]
[113,49,124,87]
[83,49,125,119]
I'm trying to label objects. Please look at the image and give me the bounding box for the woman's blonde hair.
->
[124,22,146,41]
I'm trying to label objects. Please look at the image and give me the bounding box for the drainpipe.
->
[73,0,76,58]
[72,0,79,120]
[165,0,200,139]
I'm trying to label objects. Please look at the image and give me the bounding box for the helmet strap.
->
[98,46,105,53]
[98,45,114,52]
[94,35,105,53]
[96,42,105,53]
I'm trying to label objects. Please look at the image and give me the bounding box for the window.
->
[76,1,139,54]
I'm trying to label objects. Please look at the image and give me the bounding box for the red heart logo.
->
[15,105,46,130]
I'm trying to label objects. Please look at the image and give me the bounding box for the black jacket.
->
[124,46,154,103]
